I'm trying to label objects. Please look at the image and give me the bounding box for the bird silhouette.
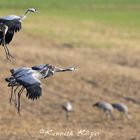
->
[111,103,130,119]
[93,101,114,120]
[5,64,76,115]
[0,8,38,59]
[62,101,72,120]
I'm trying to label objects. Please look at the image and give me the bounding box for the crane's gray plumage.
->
[62,101,72,120]
[111,103,130,119]
[93,101,114,120]
[31,64,48,71]
[63,101,72,112]
[5,64,76,115]
[0,8,38,59]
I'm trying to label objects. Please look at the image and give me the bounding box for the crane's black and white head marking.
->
[48,64,55,70]
[24,8,38,17]
[45,64,55,77]
[27,8,38,13]
[32,64,55,78]
[93,102,99,107]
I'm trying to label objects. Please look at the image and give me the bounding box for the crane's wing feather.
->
[10,67,31,77]
[8,19,22,32]
[0,31,14,45]
[0,32,3,45]
[5,76,19,87]
[26,83,42,100]
[0,18,21,45]
[16,74,40,87]
[2,15,20,20]
[32,64,48,71]
[0,18,22,32]
[16,74,42,100]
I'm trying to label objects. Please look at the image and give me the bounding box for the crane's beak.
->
[93,103,97,107]
[55,67,77,72]
[35,10,40,13]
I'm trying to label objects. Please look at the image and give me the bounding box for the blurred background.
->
[0,0,140,139]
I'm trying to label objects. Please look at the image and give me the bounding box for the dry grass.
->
[0,27,140,140]
[0,4,139,138]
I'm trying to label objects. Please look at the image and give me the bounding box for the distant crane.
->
[5,64,76,115]
[0,8,38,59]
[93,101,114,120]
[111,103,130,119]
[62,101,72,120]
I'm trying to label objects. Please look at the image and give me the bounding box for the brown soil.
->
[0,33,140,140]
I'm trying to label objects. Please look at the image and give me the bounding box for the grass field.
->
[0,0,140,140]
[0,0,140,48]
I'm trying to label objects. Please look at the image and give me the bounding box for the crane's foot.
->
[9,99,12,105]
[15,103,20,116]
[6,53,14,61]
[16,103,21,116]
[8,53,14,58]
[15,102,17,108]
[17,106,20,116]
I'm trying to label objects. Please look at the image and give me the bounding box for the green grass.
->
[0,0,139,29]
[0,0,140,9]
[0,0,140,48]
[0,0,139,27]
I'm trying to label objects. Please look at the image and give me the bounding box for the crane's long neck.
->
[20,9,30,20]
[25,9,30,16]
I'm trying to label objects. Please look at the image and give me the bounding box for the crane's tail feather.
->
[26,84,42,100]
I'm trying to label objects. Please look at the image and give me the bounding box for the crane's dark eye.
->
[48,64,53,69]
[49,70,54,76]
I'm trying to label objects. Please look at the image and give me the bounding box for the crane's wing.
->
[16,74,42,100]
[10,67,31,77]
[26,83,42,100]
[32,64,48,71]
[5,76,19,87]
[0,18,21,45]
[2,15,20,20]
[16,74,40,87]
[8,19,22,32]
[0,31,14,45]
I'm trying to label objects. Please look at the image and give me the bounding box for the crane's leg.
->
[2,25,9,59]
[109,111,115,120]
[0,25,8,59]
[9,86,14,105]
[17,87,24,116]
[5,44,14,59]
[2,25,14,60]
[5,43,14,59]
[124,112,131,120]
[66,111,69,120]
[3,43,9,60]
[105,110,115,120]
[13,86,20,107]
